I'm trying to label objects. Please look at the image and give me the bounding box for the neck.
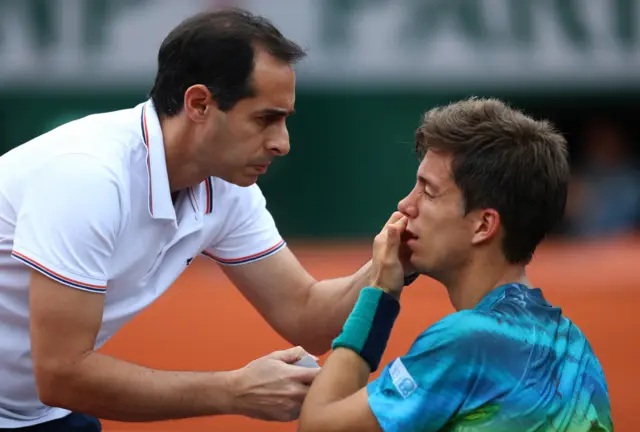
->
[442,252,530,311]
[160,115,204,192]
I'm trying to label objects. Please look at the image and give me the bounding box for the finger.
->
[383,217,407,258]
[290,366,321,385]
[385,211,405,225]
[389,215,408,230]
[290,382,313,403]
[385,216,407,242]
[267,346,309,363]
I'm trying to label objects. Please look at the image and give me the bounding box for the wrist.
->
[332,287,400,372]
[368,284,402,300]
[205,370,239,416]
[367,272,405,296]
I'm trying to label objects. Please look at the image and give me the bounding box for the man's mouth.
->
[402,229,418,243]
[250,162,271,174]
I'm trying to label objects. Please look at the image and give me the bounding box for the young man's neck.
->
[444,254,529,311]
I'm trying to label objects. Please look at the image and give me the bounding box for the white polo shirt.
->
[0,101,285,428]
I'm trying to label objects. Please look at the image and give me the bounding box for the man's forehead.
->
[250,89,295,115]
[418,151,453,184]
[251,51,296,110]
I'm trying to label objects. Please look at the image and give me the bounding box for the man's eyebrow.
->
[257,108,295,116]
[418,175,440,192]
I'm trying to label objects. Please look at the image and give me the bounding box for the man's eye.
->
[258,115,279,125]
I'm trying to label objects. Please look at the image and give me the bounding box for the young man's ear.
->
[470,208,501,246]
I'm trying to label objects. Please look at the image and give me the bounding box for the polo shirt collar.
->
[139,100,176,221]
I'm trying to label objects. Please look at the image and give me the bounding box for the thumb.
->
[267,346,309,363]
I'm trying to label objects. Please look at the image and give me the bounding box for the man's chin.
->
[226,173,259,187]
[407,257,431,280]
[236,178,258,187]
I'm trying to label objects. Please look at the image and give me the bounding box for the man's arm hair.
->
[221,246,372,355]
[30,271,236,422]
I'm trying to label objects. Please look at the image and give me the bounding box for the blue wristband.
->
[331,287,400,372]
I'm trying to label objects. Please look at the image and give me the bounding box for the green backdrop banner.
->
[1,88,637,237]
[0,90,429,238]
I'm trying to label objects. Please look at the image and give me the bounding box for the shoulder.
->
[419,310,501,340]
[41,106,140,157]
[71,109,142,157]
[47,109,146,185]
[410,310,511,355]
[14,136,132,219]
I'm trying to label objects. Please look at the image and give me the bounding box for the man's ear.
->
[470,208,501,246]
[184,84,214,123]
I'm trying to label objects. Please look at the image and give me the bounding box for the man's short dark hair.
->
[415,97,570,264]
[149,8,306,117]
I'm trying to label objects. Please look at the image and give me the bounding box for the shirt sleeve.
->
[11,154,124,294]
[201,184,284,266]
[366,311,500,432]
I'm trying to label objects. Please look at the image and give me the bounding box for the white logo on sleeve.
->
[389,358,418,398]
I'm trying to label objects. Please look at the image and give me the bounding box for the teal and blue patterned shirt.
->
[367,283,612,431]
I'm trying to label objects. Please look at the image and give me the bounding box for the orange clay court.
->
[99,238,639,431]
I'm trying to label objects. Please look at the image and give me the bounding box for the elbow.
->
[34,360,80,410]
[300,340,331,357]
[287,319,335,356]
[35,368,66,408]
[287,333,331,357]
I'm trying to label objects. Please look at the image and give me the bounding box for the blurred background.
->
[1,0,639,238]
[1,0,638,430]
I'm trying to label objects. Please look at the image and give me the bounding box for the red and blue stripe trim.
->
[140,104,154,216]
[201,239,285,266]
[205,177,213,214]
[12,251,107,294]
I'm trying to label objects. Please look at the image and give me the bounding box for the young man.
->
[298,98,613,432]
[0,8,381,431]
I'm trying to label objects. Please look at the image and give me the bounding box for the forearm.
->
[299,287,400,432]
[307,348,370,406]
[298,349,375,432]
[41,351,236,422]
[297,260,373,354]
